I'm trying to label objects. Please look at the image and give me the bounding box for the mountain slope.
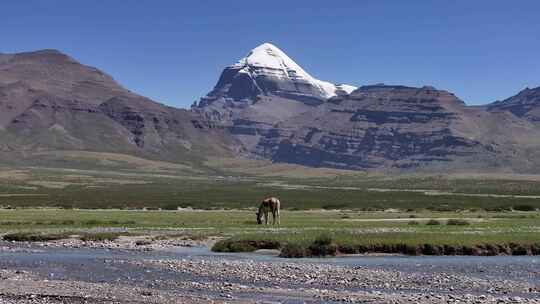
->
[487,86,540,123]
[0,49,233,166]
[252,85,505,170]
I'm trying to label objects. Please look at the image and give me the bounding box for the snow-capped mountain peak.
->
[233,43,312,80]
[197,42,357,108]
[232,42,356,99]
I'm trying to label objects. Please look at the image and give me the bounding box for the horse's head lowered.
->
[255,210,263,224]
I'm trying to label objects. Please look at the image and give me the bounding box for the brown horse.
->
[256,197,281,225]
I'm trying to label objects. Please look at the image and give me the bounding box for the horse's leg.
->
[277,208,280,226]
[264,211,269,225]
[271,209,276,225]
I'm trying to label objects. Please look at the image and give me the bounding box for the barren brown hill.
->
[0,49,233,168]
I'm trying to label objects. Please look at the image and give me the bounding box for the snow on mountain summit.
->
[232,43,356,98]
[197,43,357,108]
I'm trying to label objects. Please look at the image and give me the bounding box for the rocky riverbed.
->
[0,232,216,252]
[0,240,539,303]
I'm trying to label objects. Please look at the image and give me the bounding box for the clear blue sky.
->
[1,1,539,107]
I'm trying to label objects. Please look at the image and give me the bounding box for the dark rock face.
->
[199,65,327,108]
[262,128,484,170]
[245,85,496,170]
[201,66,262,104]
[196,75,510,170]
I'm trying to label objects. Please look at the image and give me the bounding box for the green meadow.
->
[1,208,539,256]
[2,166,540,211]
[1,165,540,256]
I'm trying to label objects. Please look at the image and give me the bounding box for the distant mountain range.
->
[2,44,540,172]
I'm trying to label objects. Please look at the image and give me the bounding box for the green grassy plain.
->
[1,208,539,255]
[2,166,540,211]
[1,163,540,256]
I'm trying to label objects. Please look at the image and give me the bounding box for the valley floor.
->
[1,167,540,303]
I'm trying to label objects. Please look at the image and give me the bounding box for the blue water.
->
[1,244,539,284]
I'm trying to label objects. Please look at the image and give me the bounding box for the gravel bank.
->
[1,242,539,303]
[138,258,540,303]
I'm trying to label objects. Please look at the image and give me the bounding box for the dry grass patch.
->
[0,170,31,181]
[27,181,79,189]
[31,150,199,173]
[205,157,361,178]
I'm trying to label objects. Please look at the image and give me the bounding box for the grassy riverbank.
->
[1,208,539,257]
[213,231,540,257]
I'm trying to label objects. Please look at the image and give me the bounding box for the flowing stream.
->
[1,244,539,303]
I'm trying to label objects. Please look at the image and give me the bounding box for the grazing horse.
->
[256,197,281,225]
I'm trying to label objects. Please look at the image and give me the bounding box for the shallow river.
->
[1,244,539,303]
[1,245,539,283]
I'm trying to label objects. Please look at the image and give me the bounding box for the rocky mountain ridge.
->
[2,44,540,172]
[487,87,540,123]
[194,43,540,172]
